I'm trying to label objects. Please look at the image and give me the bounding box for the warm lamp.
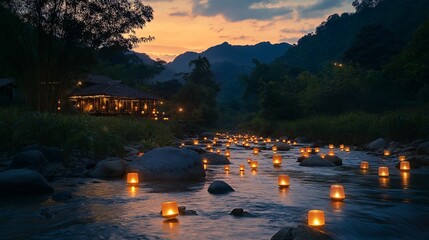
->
[308,210,325,226]
[225,142,231,148]
[216,149,221,154]
[247,158,252,164]
[344,147,350,152]
[250,161,259,170]
[161,201,179,219]
[329,144,334,149]
[224,165,230,172]
[239,164,245,172]
[400,161,410,171]
[360,161,369,170]
[272,145,278,152]
[193,139,199,145]
[202,158,208,164]
[329,185,345,201]
[383,150,391,156]
[253,147,259,155]
[320,153,326,159]
[127,173,139,185]
[314,148,320,153]
[203,164,208,171]
[206,144,212,149]
[293,141,297,145]
[340,144,344,149]
[399,155,406,161]
[272,154,282,166]
[306,147,312,153]
[225,150,231,157]
[378,166,389,177]
[300,148,305,153]
[278,175,290,188]
[266,138,271,143]
[328,150,335,156]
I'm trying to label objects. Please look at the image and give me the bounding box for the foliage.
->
[0,1,153,111]
[0,108,179,159]
[174,56,220,126]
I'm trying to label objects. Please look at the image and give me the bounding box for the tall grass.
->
[0,108,180,159]
[240,110,429,144]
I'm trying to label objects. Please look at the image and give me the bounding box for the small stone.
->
[229,208,255,217]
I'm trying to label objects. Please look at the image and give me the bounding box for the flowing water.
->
[1,142,429,240]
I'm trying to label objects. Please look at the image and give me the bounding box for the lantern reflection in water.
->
[401,171,410,189]
[128,186,137,197]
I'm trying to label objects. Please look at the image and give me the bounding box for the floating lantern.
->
[180,143,185,147]
[340,144,344,150]
[306,147,312,153]
[202,158,208,164]
[216,149,221,154]
[320,153,326,159]
[293,141,297,145]
[224,165,230,172]
[203,137,207,141]
[209,149,214,152]
[127,173,139,185]
[138,152,144,157]
[329,144,334,149]
[250,161,259,171]
[272,154,282,166]
[203,164,208,171]
[314,148,320,153]
[399,155,406,161]
[400,161,410,171]
[360,161,369,170]
[244,142,250,147]
[378,166,389,177]
[344,146,350,152]
[287,140,291,144]
[266,138,271,143]
[278,175,290,188]
[253,147,259,155]
[225,142,231,148]
[193,139,199,145]
[300,148,305,153]
[383,150,391,156]
[239,164,245,172]
[247,158,252,164]
[328,150,335,156]
[329,185,345,201]
[161,201,179,219]
[302,152,310,158]
[212,140,217,145]
[206,144,212,149]
[225,150,231,157]
[272,145,278,152]
[308,210,325,227]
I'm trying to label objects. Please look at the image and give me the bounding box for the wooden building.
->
[69,75,162,117]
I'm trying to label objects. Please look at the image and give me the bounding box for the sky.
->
[134,0,355,62]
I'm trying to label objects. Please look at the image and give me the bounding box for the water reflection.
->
[330,201,344,212]
[401,171,410,189]
[279,187,290,197]
[379,177,390,188]
[360,169,369,175]
[127,186,138,197]
[251,170,257,176]
[162,219,180,236]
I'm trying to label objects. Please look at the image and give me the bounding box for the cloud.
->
[192,0,294,21]
[169,11,190,17]
[281,27,314,34]
[219,35,253,41]
[299,0,346,18]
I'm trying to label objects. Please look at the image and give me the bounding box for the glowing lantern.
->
[340,144,344,149]
[293,141,297,145]
[224,165,230,172]
[300,148,305,153]
[244,142,250,147]
[400,161,410,171]
[329,144,334,149]
[247,158,252,164]
[278,175,290,188]
[202,158,208,164]
[329,185,345,201]
[250,161,259,170]
[225,150,231,157]
[360,161,369,170]
[239,164,245,172]
[266,138,271,143]
[314,148,320,153]
[209,149,214,153]
[328,150,335,156]
[383,150,391,156]
[378,166,389,177]
[399,155,406,161]
[302,152,310,158]
[203,137,207,141]
[272,145,278,152]
[127,173,139,185]
[287,140,291,144]
[180,143,185,147]
[216,149,221,154]
[161,201,179,219]
[320,153,326,159]
[206,144,212,149]
[253,148,259,155]
[344,147,350,152]
[306,147,312,153]
[308,210,325,227]
[272,154,282,166]
[225,142,231,148]
[193,139,199,145]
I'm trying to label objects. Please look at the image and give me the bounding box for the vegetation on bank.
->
[240,108,429,145]
[0,109,180,160]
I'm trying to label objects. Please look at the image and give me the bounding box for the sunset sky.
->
[134,0,355,62]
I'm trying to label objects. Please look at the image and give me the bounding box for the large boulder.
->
[271,225,333,240]
[299,155,335,167]
[417,141,429,155]
[127,147,205,181]
[89,158,126,179]
[201,152,230,165]
[0,169,54,195]
[182,145,207,154]
[367,138,386,152]
[415,155,429,166]
[274,142,291,151]
[323,155,343,166]
[208,180,234,194]
[21,144,63,163]
[10,150,47,171]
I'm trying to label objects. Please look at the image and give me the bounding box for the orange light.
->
[308,210,325,226]
[127,173,139,185]
[239,164,245,172]
[329,185,345,201]
[383,150,391,156]
[400,161,410,171]
[399,155,406,161]
[203,164,208,171]
[202,158,208,164]
[161,201,179,219]
[320,153,326,159]
[272,154,282,166]
[278,175,290,188]
[329,144,334,149]
[250,161,258,171]
[328,150,335,156]
[224,165,230,172]
[360,161,369,170]
[247,158,252,164]
[378,166,389,177]
[193,139,199,145]
[272,145,278,152]
[340,144,344,149]
[216,149,221,154]
[138,152,144,157]
[314,148,320,153]
[225,150,231,157]
[253,148,259,155]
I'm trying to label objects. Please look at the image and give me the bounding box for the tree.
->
[352,0,384,12]
[0,1,153,111]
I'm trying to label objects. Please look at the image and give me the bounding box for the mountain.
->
[280,0,429,71]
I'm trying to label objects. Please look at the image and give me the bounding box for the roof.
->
[0,78,14,87]
[69,83,160,100]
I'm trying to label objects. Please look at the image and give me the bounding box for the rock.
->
[10,150,47,171]
[323,155,343,166]
[181,145,207,154]
[271,225,334,240]
[415,155,429,166]
[178,206,198,216]
[229,208,255,217]
[89,158,126,179]
[0,169,54,195]
[311,140,324,148]
[297,156,307,163]
[208,180,235,194]
[294,137,310,143]
[417,141,429,155]
[367,138,386,152]
[124,146,139,155]
[409,139,425,148]
[52,190,72,201]
[299,155,335,167]
[127,147,205,181]
[201,152,230,165]
[21,144,63,163]
[274,142,291,151]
